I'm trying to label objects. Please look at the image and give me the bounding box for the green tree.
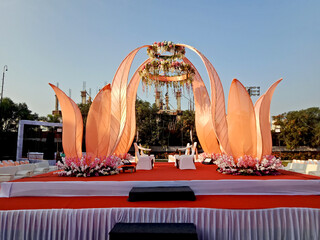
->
[0,97,38,132]
[42,114,61,123]
[272,107,320,149]
[78,103,91,126]
[134,99,199,148]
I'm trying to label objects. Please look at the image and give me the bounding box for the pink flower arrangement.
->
[215,154,283,176]
[56,155,122,177]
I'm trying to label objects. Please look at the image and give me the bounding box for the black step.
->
[128,186,196,202]
[109,223,198,240]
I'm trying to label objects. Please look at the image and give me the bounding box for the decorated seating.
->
[2,160,15,167]
[175,142,197,170]
[0,166,18,182]
[134,143,153,170]
[16,164,36,178]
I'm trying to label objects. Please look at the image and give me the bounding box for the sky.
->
[0,0,319,117]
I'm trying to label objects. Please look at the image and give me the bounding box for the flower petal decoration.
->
[49,83,83,158]
[114,59,151,155]
[86,84,112,158]
[108,45,148,155]
[179,44,232,155]
[227,79,257,159]
[183,58,221,154]
[255,79,283,159]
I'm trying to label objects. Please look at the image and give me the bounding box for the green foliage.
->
[135,99,198,148]
[78,102,92,126]
[272,107,320,149]
[0,97,39,132]
[44,114,61,123]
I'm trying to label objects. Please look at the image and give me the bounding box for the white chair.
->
[0,166,18,182]
[139,144,155,165]
[173,143,191,166]
[34,161,50,174]
[308,164,320,176]
[15,164,36,178]
[283,162,293,171]
[291,161,307,173]
[34,161,58,174]
[176,142,197,170]
[134,143,153,170]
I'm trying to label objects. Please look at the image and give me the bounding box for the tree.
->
[272,107,320,149]
[41,114,61,123]
[0,97,38,132]
[134,99,199,148]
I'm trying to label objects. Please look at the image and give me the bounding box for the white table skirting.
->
[1,207,319,240]
[2,179,320,197]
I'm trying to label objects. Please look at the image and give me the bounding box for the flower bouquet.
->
[215,154,282,176]
[56,155,122,177]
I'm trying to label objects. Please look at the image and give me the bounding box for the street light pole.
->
[1,65,8,104]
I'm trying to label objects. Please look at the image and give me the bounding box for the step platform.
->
[109,223,198,240]
[128,186,196,202]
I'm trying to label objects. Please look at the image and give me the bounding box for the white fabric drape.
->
[1,207,319,240]
[2,180,320,197]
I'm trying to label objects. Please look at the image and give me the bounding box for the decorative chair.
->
[170,143,191,164]
[175,142,197,170]
[0,166,18,182]
[134,143,154,170]
[139,143,155,165]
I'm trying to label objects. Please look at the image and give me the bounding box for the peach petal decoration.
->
[179,44,232,155]
[49,83,83,158]
[114,59,151,155]
[255,79,283,159]
[86,84,111,158]
[183,58,221,154]
[108,46,149,155]
[227,79,257,159]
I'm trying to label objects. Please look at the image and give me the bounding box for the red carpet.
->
[1,195,320,211]
[11,163,320,182]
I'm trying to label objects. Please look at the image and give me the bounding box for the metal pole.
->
[1,65,8,104]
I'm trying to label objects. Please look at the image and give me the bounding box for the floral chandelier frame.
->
[139,41,195,90]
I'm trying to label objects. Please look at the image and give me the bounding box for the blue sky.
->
[1,0,319,117]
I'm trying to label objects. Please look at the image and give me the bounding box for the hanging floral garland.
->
[139,41,195,90]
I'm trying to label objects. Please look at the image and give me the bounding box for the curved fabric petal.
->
[49,83,83,158]
[183,58,220,154]
[179,44,231,155]
[86,84,111,158]
[114,59,150,155]
[227,79,257,159]
[255,78,283,159]
[108,45,149,155]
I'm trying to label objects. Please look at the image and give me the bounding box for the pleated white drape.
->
[1,207,319,240]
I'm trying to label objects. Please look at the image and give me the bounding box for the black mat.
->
[128,186,196,202]
[109,223,198,240]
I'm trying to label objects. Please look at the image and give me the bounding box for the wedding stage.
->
[1,163,320,198]
[1,163,320,240]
